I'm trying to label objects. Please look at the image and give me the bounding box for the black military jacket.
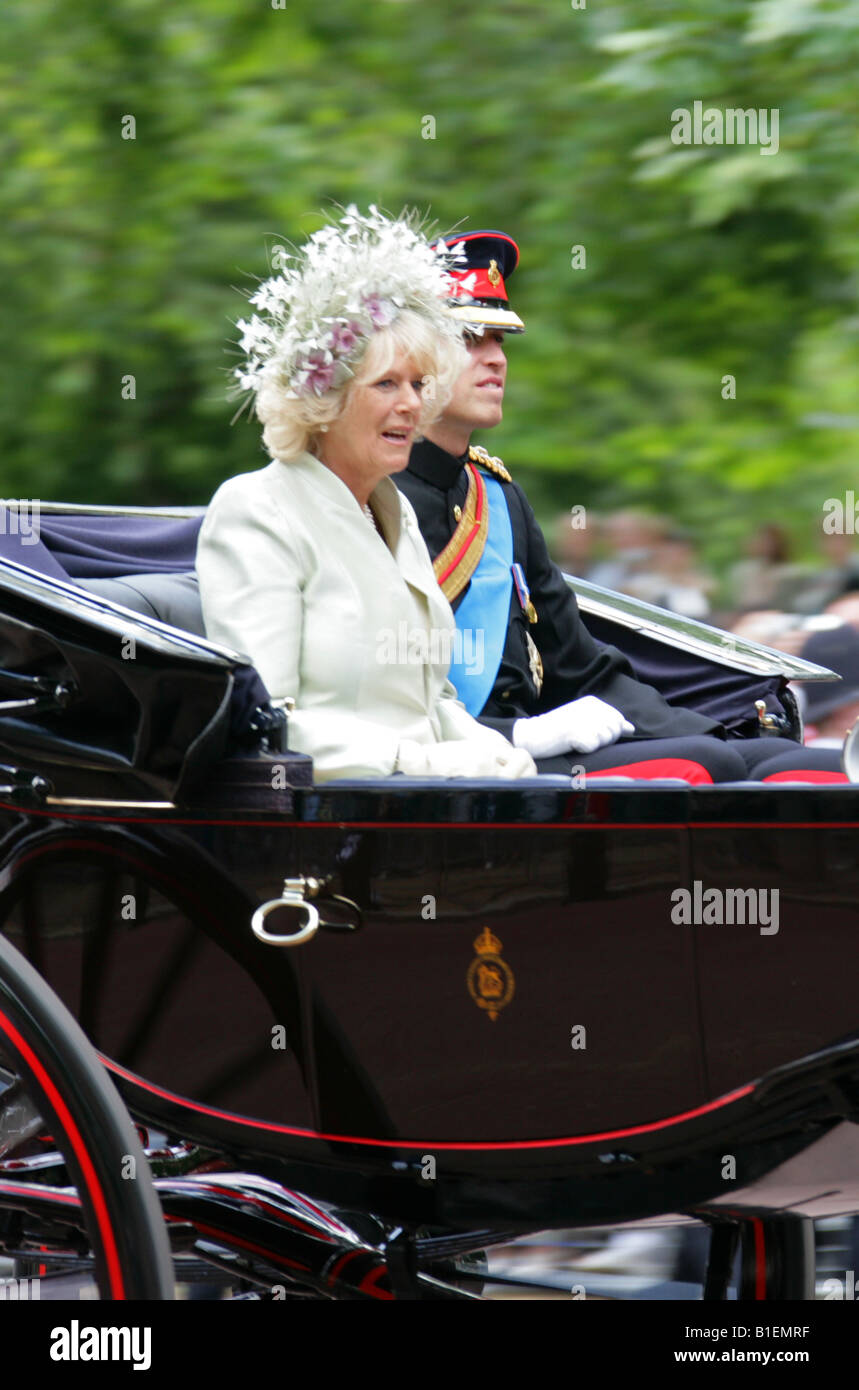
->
[397,439,721,742]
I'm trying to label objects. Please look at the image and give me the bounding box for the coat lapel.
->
[273,456,448,621]
[372,478,447,618]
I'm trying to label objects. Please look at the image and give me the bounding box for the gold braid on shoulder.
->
[468,444,512,483]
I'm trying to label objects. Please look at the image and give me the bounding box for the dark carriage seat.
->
[77,571,206,636]
[0,509,208,636]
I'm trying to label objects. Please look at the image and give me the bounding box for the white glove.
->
[396,739,537,779]
[512,696,635,758]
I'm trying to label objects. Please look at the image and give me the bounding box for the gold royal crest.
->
[467,926,515,1021]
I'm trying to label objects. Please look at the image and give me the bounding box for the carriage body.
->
[0,501,857,1299]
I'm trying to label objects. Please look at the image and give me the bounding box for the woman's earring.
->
[319,424,329,432]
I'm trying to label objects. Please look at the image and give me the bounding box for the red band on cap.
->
[448,268,509,304]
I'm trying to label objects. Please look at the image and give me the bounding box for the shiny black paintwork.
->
[1,776,857,1229]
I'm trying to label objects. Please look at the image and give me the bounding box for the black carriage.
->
[0,500,857,1302]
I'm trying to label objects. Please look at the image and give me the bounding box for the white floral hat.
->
[233,205,463,402]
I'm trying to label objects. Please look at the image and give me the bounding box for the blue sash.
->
[447,474,513,715]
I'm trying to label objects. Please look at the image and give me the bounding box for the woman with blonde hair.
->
[196,207,536,782]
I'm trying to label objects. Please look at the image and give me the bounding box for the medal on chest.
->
[511,562,543,696]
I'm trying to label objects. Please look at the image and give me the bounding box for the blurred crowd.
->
[550,513,859,747]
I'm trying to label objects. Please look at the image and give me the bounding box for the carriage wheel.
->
[0,931,174,1299]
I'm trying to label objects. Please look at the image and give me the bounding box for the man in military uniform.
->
[396,230,846,783]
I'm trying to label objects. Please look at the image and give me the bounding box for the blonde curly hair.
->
[255,309,466,463]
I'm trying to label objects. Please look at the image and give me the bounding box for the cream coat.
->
[196,454,520,781]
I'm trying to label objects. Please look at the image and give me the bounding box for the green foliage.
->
[2,0,858,573]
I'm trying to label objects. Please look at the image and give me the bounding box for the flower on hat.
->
[232,206,462,404]
[362,295,396,330]
[329,319,364,354]
[296,351,337,396]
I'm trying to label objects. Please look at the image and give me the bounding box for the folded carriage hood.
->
[0,555,258,803]
[568,573,836,680]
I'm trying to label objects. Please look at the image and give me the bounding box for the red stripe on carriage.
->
[582,758,715,785]
[8,810,859,832]
[103,1054,754,1151]
[164,1181,332,1241]
[761,769,849,784]
[0,1008,126,1299]
[0,1180,80,1206]
[327,1250,362,1286]
[360,1265,394,1299]
[284,1189,352,1234]
[189,1220,310,1273]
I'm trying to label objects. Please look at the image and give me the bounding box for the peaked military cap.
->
[435,230,525,334]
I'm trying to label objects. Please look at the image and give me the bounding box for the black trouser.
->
[727,736,845,781]
[536,735,846,784]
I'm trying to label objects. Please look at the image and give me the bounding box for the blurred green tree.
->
[1,0,858,592]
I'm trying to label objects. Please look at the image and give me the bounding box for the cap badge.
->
[487,259,501,287]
